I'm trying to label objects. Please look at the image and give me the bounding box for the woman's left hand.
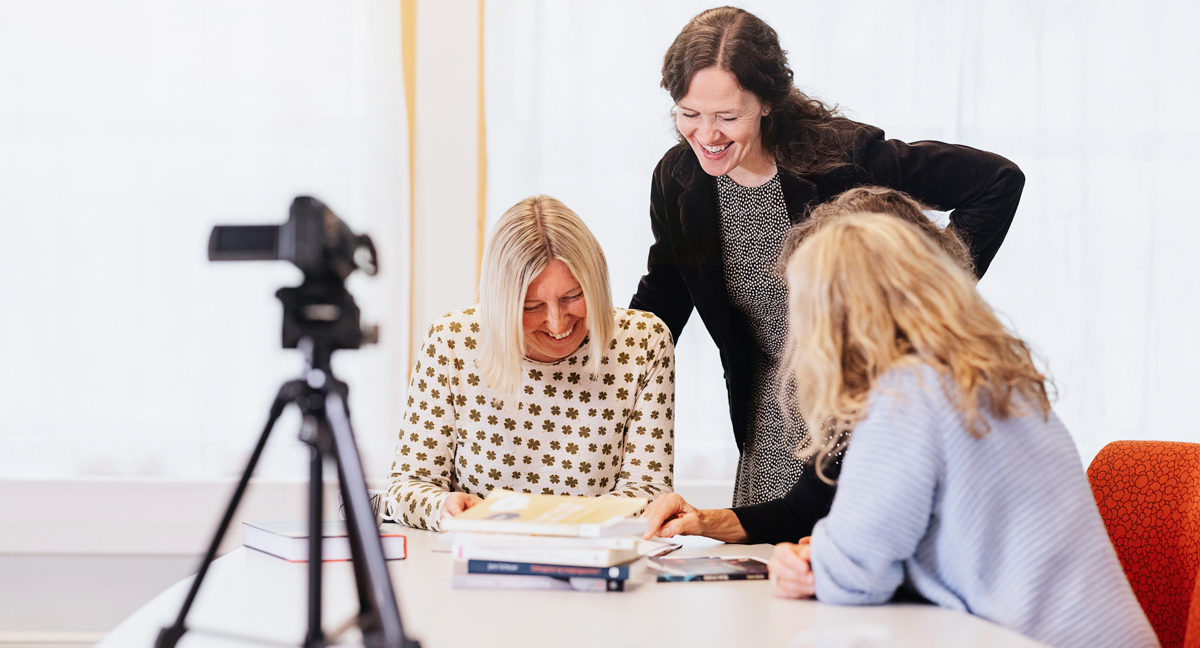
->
[769,537,816,599]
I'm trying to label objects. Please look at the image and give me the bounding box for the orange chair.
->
[1189,575,1200,648]
[1087,440,1200,648]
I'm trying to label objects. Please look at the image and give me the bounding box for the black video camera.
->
[209,196,378,354]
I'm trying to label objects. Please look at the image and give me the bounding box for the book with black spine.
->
[451,561,626,592]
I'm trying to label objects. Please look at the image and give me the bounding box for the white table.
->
[99,530,1047,648]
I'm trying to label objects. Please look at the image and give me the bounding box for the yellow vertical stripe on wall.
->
[401,0,417,381]
[476,0,487,300]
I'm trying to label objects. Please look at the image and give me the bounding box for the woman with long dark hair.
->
[633,6,1024,543]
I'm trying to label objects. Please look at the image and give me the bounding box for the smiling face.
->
[675,66,775,186]
[522,258,589,363]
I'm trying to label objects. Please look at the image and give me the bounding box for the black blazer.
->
[629,120,1025,453]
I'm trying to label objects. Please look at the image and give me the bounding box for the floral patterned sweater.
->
[384,307,675,530]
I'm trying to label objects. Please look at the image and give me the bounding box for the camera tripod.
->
[156,287,420,648]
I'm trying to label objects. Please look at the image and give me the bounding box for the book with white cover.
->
[439,491,648,537]
[452,531,640,551]
[242,521,407,562]
[450,532,680,566]
[452,544,639,568]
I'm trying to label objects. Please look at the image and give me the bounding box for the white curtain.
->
[484,0,1200,492]
[0,1,410,481]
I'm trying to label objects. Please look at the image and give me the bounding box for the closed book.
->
[649,556,769,582]
[242,521,407,562]
[449,532,678,555]
[451,531,640,551]
[451,561,625,592]
[466,558,644,580]
[453,545,639,568]
[440,490,648,538]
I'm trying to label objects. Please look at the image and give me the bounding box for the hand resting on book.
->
[441,492,483,522]
[642,493,749,543]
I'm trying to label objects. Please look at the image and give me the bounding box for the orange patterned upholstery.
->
[1188,574,1200,648]
[1087,440,1200,648]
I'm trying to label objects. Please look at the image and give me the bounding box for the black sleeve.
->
[856,136,1025,278]
[730,455,842,545]
[629,156,694,342]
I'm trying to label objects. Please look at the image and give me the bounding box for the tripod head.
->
[209,196,379,368]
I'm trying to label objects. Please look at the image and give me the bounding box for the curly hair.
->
[662,6,857,176]
[783,186,976,278]
[781,214,1051,482]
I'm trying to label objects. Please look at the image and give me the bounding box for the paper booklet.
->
[242,521,407,562]
[439,491,649,537]
[648,556,770,582]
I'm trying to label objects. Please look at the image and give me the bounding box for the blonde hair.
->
[782,213,1050,481]
[783,186,975,277]
[477,195,613,395]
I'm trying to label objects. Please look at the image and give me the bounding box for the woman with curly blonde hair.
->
[768,213,1155,648]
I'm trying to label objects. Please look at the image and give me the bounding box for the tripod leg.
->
[304,423,327,648]
[156,384,296,648]
[324,391,419,648]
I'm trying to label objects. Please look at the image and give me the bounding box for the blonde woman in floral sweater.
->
[384,196,675,531]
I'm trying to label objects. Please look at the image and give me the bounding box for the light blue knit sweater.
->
[810,364,1158,648]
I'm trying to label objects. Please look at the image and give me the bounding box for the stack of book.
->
[440,491,674,592]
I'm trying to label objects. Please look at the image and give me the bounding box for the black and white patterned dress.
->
[715,173,809,507]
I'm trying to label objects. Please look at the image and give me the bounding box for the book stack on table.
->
[440,491,677,592]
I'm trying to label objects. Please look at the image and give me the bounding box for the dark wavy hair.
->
[662,6,855,177]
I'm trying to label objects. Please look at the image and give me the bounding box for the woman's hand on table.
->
[769,537,815,599]
[643,493,703,539]
[641,493,749,543]
[439,492,483,521]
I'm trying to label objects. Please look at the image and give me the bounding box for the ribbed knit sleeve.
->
[809,371,942,605]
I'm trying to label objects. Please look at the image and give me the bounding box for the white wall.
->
[0,1,412,640]
[0,0,410,483]
[410,1,484,336]
[483,0,1200,487]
